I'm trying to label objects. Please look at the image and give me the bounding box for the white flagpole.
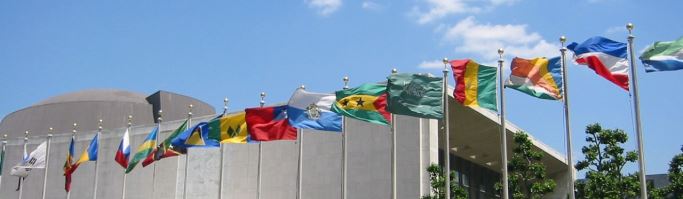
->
[67,123,77,199]
[497,49,510,199]
[1,134,6,189]
[626,23,648,199]
[122,115,132,199]
[152,110,162,199]
[297,85,305,199]
[183,104,193,199]
[41,128,54,199]
[390,69,398,199]
[341,76,349,199]
[93,120,102,199]
[257,92,265,199]
[559,36,576,199]
[441,59,451,199]
[19,130,28,199]
[219,98,228,199]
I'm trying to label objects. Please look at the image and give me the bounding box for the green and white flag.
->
[386,73,444,119]
[640,36,683,72]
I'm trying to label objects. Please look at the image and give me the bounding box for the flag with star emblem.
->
[331,83,391,125]
[286,88,342,132]
[386,73,443,119]
[208,112,250,144]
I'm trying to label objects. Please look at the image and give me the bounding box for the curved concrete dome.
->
[33,89,149,106]
[0,89,215,138]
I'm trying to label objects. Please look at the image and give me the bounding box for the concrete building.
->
[0,89,570,199]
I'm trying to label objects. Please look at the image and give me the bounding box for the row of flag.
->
[2,35,681,194]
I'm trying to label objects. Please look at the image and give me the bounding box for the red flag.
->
[245,105,297,141]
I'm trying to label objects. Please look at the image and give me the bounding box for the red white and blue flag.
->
[568,36,630,91]
[245,105,297,141]
[115,129,131,169]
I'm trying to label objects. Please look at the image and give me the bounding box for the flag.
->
[207,112,249,144]
[115,129,131,169]
[142,120,188,167]
[639,36,683,72]
[286,88,342,132]
[450,59,498,111]
[64,136,75,192]
[245,105,298,141]
[74,134,99,166]
[568,36,629,91]
[506,57,563,100]
[331,83,391,125]
[170,122,220,148]
[386,73,444,119]
[0,142,5,179]
[10,141,48,177]
[125,127,158,173]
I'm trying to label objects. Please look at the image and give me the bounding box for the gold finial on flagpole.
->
[627,23,634,34]
[188,104,194,118]
[560,36,567,46]
[98,119,103,131]
[48,127,54,137]
[24,130,29,141]
[300,85,306,90]
[343,76,349,90]
[224,97,229,113]
[260,92,266,107]
[442,58,449,71]
[73,123,78,135]
[498,48,504,59]
[391,68,398,74]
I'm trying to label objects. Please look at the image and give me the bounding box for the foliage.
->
[421,164,468,199]
[498,131,556,199]
[574,123,641,199]
[660,146,683,198]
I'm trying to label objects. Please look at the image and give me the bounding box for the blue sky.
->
[1,0,681,176]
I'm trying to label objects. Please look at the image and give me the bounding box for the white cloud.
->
[443,16,559,63]
[604,25,626,36]
[412,0,519,24]
[306,0,342,16]
[418,60,447,69]
[362,1,381,10]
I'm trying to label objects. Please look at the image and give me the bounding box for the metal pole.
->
[626,22,648,199]
[497,49,509,199]
[297,86,305,199]
[93,120,102,199]
[42,128,54,199]
[441,59,451,199]
[183,104,193,199]
[122,115,132,199]
[341,76,349,199]
[67,123,76,199]
[219,98,228,199]
[390,69,398,199]
[19,130,28,199]
[559,36,576,199]
[152,110,162,199]
[257,92,266,199]
[1,134,6,190]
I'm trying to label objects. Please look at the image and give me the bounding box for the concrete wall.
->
[0,114,435,199]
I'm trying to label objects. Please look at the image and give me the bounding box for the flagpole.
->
[93,120,102,199]
[219,98,228,199]
[497,49,510,199]
[122,115,132,199]
[1,134,6,190]
[67,123,77,199]
[559,36,576,199]
[41,128,54,199]
[183,104,193,199]
[257,92,265,199]
[626,23,648,199]
[341,76,349,199]
[441,58,451,199]
[297,85,305,199]
[390,68,398,199]
[19,130,28,199]
[152,110,161,199]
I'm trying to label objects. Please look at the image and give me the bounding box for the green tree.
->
[574,123,640,199]
[498,131,556,199]
[661,146,683,198]
[421,164,468,199]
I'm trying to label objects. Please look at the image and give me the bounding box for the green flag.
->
[386,73,444,119]
[331,83,392,125]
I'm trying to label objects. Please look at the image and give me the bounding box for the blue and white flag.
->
[568,36,630,91]
[287,88,342,132]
